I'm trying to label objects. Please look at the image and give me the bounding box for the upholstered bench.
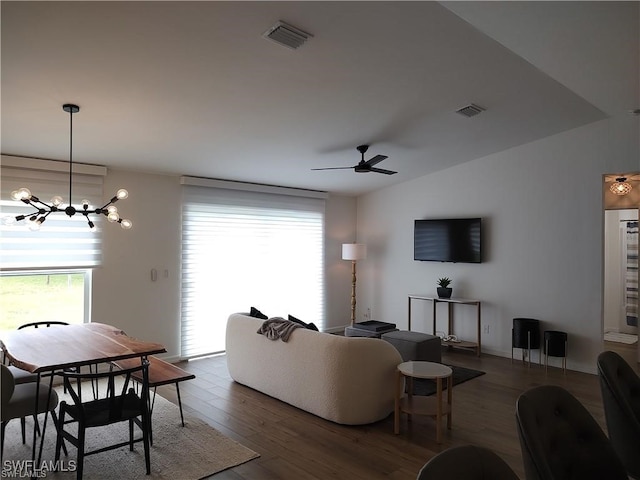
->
[382,330,442,363]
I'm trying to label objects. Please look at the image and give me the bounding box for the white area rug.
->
[2,384,259,479]
[604,332,638,344]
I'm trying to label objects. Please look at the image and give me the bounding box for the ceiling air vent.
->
[456,104,486,118]
[263,21,313,50]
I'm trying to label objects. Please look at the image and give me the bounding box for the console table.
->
[407,294,482,356]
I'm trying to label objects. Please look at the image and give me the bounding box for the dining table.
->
[0,322,166,466]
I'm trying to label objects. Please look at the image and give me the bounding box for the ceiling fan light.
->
[610,177,632,195]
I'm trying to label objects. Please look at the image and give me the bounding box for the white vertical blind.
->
[181,181,325,358]
[0,157,106,270]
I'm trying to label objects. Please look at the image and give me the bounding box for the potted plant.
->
[437,277,453,299]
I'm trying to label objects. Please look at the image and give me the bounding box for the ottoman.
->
[345,326,399,338]
[381,330,442,363]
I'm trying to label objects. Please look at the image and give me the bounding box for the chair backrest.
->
[1,364,16,408]
[416,445,519,480]
[18,321,69,329]
[597,350,640,479]
[58,360,149,425]
[515,384,627,480]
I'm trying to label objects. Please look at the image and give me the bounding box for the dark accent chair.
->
[416,445,519,479]
[0,364,60,459]
[515,384,627,480]
[55,360,152,480]
[597,350,640,479]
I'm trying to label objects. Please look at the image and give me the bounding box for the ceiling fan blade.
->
[311,166,354,171]
[369,167,397,175]
[365,154,388,167]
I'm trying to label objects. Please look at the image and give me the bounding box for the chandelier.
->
[610,177,632,196]
[6,104,132,231]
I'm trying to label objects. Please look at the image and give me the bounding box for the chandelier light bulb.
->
[120,219,133,229]
[116,189,129,200]
[2,216,15,226]
[14,187,32,200]
[106,205,118,214]
[82,199,90,207]
[29,221,41,231]
[107,212,120,223]
[51,196,64,206]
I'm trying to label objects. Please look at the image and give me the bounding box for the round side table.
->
[394,361,453,444]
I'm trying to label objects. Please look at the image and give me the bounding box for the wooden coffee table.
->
[394,361,453,443]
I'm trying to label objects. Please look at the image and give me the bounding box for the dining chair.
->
[597,350,640,479]
[515,384,627,480]
[0,364,61,459]
[54,360,152,480]
[416,445,519,479]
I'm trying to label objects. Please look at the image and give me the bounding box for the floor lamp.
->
[342,243,367,326]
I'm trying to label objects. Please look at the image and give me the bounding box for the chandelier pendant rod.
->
[68,104,73,206]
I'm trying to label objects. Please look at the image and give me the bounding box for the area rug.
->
[409,364,485,396]
[2,385,259,479]
[604,331,638,345]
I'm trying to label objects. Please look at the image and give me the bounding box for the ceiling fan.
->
[312,145,397,175]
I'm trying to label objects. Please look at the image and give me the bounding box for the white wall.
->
[356,115,639,374]
[92,169,356,359]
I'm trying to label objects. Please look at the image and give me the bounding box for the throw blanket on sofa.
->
[257,317,302,342]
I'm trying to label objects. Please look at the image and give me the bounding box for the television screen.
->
[414,218,482,263]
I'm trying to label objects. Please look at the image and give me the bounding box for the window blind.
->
[0,157,106,270]
[181,180,326,359]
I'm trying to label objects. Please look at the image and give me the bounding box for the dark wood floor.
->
[155,341,638,480]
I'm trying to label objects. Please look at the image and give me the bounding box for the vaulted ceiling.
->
[1,2,637,196]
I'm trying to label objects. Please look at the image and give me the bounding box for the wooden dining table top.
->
[0,322,166,373]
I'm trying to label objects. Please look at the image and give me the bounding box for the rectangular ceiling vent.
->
[263,21,312,50]
[456,104,486,118]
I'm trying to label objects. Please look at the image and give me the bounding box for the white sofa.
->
[225,313,403,425]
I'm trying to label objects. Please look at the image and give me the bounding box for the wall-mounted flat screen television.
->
[414,218,482,263]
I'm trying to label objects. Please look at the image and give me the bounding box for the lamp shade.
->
[342,243,367,261]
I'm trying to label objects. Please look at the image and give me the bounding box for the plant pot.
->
[437,287,452,299]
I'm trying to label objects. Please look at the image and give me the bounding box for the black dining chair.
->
[515,384,627,480]
[54,360,152,479]
[0,364,61,459]
[597,350,640,479]
[416,445,519,479]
